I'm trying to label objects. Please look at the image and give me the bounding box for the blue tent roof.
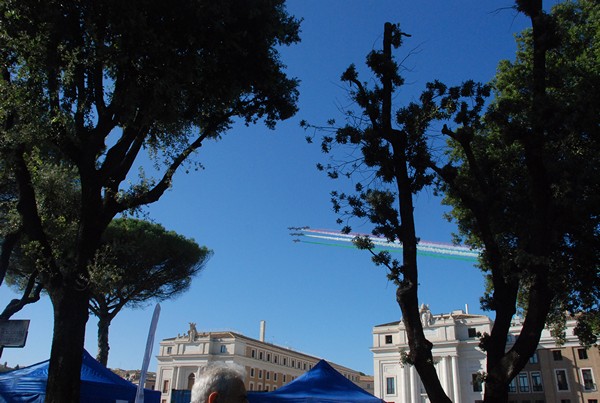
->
[0,349,160,403]
[247,360,383,403]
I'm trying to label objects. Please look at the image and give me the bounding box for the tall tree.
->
[0,0,300,400]
[305,22,452,403]
[89,218,211,366]
[306,1,599,402]
[434,1,600,400]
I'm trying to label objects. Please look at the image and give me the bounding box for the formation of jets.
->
[288,226,309,243]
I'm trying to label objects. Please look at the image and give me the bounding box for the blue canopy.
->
[0,349,160,403]
[247,360,383,403]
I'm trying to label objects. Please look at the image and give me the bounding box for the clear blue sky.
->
[1,1,549,376]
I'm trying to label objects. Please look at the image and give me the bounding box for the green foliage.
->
[574,312,600,348]
[0,0,300,214]
[89,218,211,309]
[442,0,600,338]
[0,0,300,395]
[0,0,300,310]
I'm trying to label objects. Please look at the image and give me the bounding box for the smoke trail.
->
[293,228,480,261]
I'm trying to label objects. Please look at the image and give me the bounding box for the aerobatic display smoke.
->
[290,227,479,262]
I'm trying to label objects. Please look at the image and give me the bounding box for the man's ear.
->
[208,391,219,403]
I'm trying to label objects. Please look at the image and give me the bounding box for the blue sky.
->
[1,1,547,375]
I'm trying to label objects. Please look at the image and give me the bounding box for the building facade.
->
[372,305,599,403]
[372,305,492,402]
[506,315,599,403]
[156,322,364,403]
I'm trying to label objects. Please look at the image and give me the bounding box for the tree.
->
[305,1,599,402]
[4,217,211,367]
[305,22,453,403]
[90,218,212,366]
[0,0,300,400]
[434,1,600,400]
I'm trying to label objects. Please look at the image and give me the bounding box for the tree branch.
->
[106,117,229,215]
[0,270,43,320]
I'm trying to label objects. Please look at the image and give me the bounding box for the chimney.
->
[259,320,266,342]
[465,304,469,314]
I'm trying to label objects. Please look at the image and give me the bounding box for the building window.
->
[386,377,395,395]
[553,350,563,361]
[581,369,596,391]
[265,385,270,392]
[588,400,598,403]
[166,346,172,354]
[529,352,539,364]
[291,360,295,367]
[220,345,227,353]
[560,400,571,403]
[472,373,483,392]
[468,328,478,338]
[274,355,278,364]
[385,335,393,344]
[303,363,307,370]
[531,371,543,392]
[274,373,278,381]
[578,348,589,360]
[508,377,517,393]
[259,351,264,360]
[266,372,270,380]
[556,369,569,391]
[258,370,263,379]
[249,382,254,391]
[283,375,287,382]
[267,353,271,362]
[187,373,195,390]
[250,368,255,377]
[518,372,530,392]
[162,380,169,393]
[251,349,256,358]
[283,358,287,366]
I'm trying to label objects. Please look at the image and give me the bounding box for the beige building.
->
[507,315,599,403]
[156,322,364,402]
[111,368,156,390]
[372,305,599,403]
[358,374,376,396]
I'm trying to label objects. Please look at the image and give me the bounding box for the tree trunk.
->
[378,22,451,403]
[46,284,90,403]
[96,313,112,367]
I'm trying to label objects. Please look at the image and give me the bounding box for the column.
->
[451,355,461,403]
[439,356,448,394]
[400,364,409,403]
[409,366,419,403]
[173,366,180,390]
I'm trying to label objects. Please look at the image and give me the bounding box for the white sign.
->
[0,320,30,347]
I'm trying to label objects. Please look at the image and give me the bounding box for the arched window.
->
[187,373,196,390]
